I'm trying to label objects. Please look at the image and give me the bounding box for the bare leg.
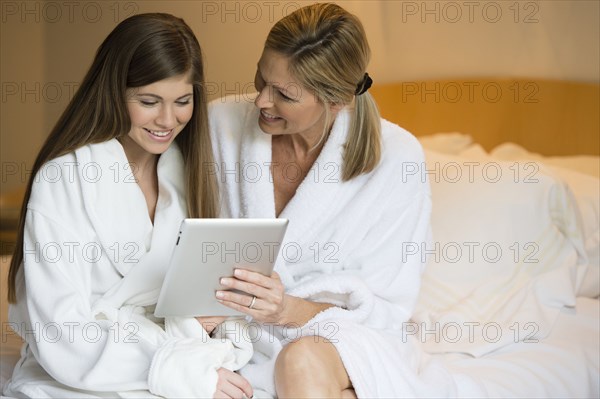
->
[275,336,354,398]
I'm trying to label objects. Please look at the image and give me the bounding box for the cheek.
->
[275,103,297,122]
[177,106,194,124]
[296,105,325,126]
[127,104,152,126]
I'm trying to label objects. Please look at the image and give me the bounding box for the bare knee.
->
[276,336,324,377]
[275,337,351,398]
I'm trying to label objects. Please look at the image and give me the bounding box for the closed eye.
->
[278,90,294,102]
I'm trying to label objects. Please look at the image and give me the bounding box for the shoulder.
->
[28,150,84,220]
[208,95,260,149]
[208,95,257,128]
[372,118,430,195]
[28,140,120,213]
[379,118,426,165]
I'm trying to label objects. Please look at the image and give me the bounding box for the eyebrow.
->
[257,63,292,96]
[134,93,193,100]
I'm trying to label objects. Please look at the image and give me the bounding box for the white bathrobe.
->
[4,139,252,399]
[208,96,454,397]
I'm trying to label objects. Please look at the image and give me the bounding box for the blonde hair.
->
[8,13,218,303]
[265,2,381,180]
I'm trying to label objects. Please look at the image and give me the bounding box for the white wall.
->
[1,0,598,193]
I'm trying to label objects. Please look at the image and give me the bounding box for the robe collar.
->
[239,107,350,281]
[77,139,186,307]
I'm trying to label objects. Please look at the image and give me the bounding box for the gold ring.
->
[248,296,257,309]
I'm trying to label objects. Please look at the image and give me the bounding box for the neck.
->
[118,136,159,178]
[287,120,335,160]
[274,134,322,164]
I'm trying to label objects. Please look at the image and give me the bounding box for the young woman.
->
[209,3,432,398]
[5,13,252,399]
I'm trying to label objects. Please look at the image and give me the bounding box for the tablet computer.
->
[154,218,289,317]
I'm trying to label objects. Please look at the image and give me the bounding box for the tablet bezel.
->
[154,218,289,317]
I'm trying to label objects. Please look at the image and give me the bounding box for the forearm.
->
[280,295,335,326]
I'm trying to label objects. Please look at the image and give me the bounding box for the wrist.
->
[280,295,334,327]
[278,294,294,326]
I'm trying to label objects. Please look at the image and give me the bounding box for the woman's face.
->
[125,72,194,155]
[254,49,331,142]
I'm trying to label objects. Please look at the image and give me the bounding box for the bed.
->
[1,78,599,397]
[370,78,600,397]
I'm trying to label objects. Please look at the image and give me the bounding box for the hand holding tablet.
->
[154,218,289,317]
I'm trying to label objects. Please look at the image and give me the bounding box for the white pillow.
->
[491,142,600,179]
[413,150,588,356]
[418,132,473,155]
[544,166,599,297]
[487,143,599,298]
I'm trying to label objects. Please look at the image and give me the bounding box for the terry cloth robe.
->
[4,139,252,399]
[208,96,461,398]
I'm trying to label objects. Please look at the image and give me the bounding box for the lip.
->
[259,109,282,124]
[144,128,174,142]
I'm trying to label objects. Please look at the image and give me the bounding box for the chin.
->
[146,141,174,155]
[257,120,281,136]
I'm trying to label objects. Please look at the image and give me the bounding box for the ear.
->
[328,102,344,115]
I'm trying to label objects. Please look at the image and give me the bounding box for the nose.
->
[254,85,273,109]
[156,104,177,128]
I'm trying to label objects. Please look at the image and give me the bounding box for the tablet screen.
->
[154,218,289,317]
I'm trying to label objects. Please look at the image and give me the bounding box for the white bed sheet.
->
[433,296,600,398]
[1,253,21,399]
[2,300,597,398]
[1,334,22,399]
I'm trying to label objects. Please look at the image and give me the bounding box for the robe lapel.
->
[77,139,151,276]
[239,107,277,219]
[278,109,349,243]
[238,107,350,285]
[78,139,186,308]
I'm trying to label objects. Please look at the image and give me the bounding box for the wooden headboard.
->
[370,78,599,156]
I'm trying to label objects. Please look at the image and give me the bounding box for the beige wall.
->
[1,0,599,194]
[343,0,599,83]
[1,8,45,194]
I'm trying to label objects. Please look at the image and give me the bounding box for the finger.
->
[234,268,281,289]
[214,369,240,399]
[217,298,260,317]
[224,369,254,399]
[212,388,232,399]
[218,385,243,399]
[218,277,284,313]
[217,368,253,399]
[220,277,270,299]
[216,289,258,307]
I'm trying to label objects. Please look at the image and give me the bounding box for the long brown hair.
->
[265,3,381,181]
[8,13,218,303]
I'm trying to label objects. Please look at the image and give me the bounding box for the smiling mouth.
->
[260,110,281,121]
[144,128,173,137]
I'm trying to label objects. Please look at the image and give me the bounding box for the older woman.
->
[209,3,432,398]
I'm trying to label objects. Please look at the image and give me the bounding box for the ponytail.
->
[342,92,381,181]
